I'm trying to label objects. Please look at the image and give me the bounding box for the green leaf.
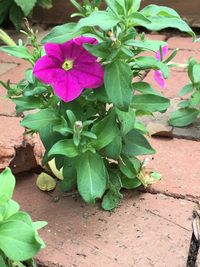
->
[0,0,12,25]
[8,212,32,226]
[169,108,200,127]
[179,83,194,97]
[132,82,160,95]
[142,16,194,38]
[37,0,52,9]
[21,109,61,131]
[91,112,118,150]
[12,96,44,113]
[116,108,136,135]
[76,11,120,31]
[191,63,200,84]
[61,158,77,192]
[32,221,48,231]
[132,94,170,112]
[0,200,20,221]
[102,189,122,210]
[126,0,141,13]
[0,168,15,205]
[42,23,83,44]
[121,177,141,189]
[0,220,41,261]
[189,90,200,107]
[141,4,180,18]
[0,255,6,267]
[84,42,110,58]
[48,139,79,158]
[14,0,37,16]
[104,135,122,160]
[0,46,32,60]
[102,172,122,210]
[133,56,169,79]
[128,12,151,27]
[119,156,141,179]
[76,152,107,203]
[126,39,166,52]
[23,86,47,96]
[122,129,155,156]
[9,3,23,31]
[105,60,133,111]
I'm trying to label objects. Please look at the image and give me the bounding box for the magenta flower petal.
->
[53,72,83,102]
[44,43,64,63]
[33,56,64,84]
[154,70,166,88]
[33,36,104,102]
[156,45,168,61]
[73,62,104,88]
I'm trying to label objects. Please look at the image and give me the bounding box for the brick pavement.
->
[0,32,200,266]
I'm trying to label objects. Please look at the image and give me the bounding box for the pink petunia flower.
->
[154,45,168,88]
[33,37,104,102]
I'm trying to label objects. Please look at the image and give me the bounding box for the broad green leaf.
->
[76,152,106,203]
[37,0,52,9]
[76,11,120,31]
[142,16,194,38]
[21,109,61,131]
[9,3,23,31]
[48,139,79,158]
[104,135,122,160]
[84,42,110,58]
[132,82,160,95]
[189,90,200,107]
[104,0,124,15]
[169,108,200,127]
[116,108,136,135]
[42,23,83,44]
[14,0,37,16]
[126,39,166,52]
[179,83,194,97]
[132,94,170,112]
[102,172,122,210]
[191,63,200,84]
[23,86,47,97]
[102,189,122,210]
[0,255,6,267]
[121,177,141,189]
[0,200,19,221]
[126,0,141,13]
[91,112,118,149]
[8,212,32,226]
[105,60,133,111]
[32,221,48,231]
[141,4,180,18]
[0,46,31,60]
[0,0,12,25]
[133,56,169,78]
[0,220,41,261]
[0,168,15,204]
[122,129,155,156]
[128,12,151,27]
[12,96,44,113]
[119,156,141,179]
[61,158,77,192]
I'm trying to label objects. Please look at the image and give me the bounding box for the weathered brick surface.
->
[167,37,200,51]
[14,173,195,267]
[145,137,200,201]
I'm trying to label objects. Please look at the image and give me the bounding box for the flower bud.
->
[74,121,83,133]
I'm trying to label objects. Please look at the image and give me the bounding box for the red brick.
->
[167,37,200,51]
[0,85,16,116]
[144,34,167,41]
[13,173,195,267]
[146,137,200,201]
[0,62,31,83]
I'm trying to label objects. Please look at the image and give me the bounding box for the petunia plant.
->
[169,57,200,127]
[0,0,195,210]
